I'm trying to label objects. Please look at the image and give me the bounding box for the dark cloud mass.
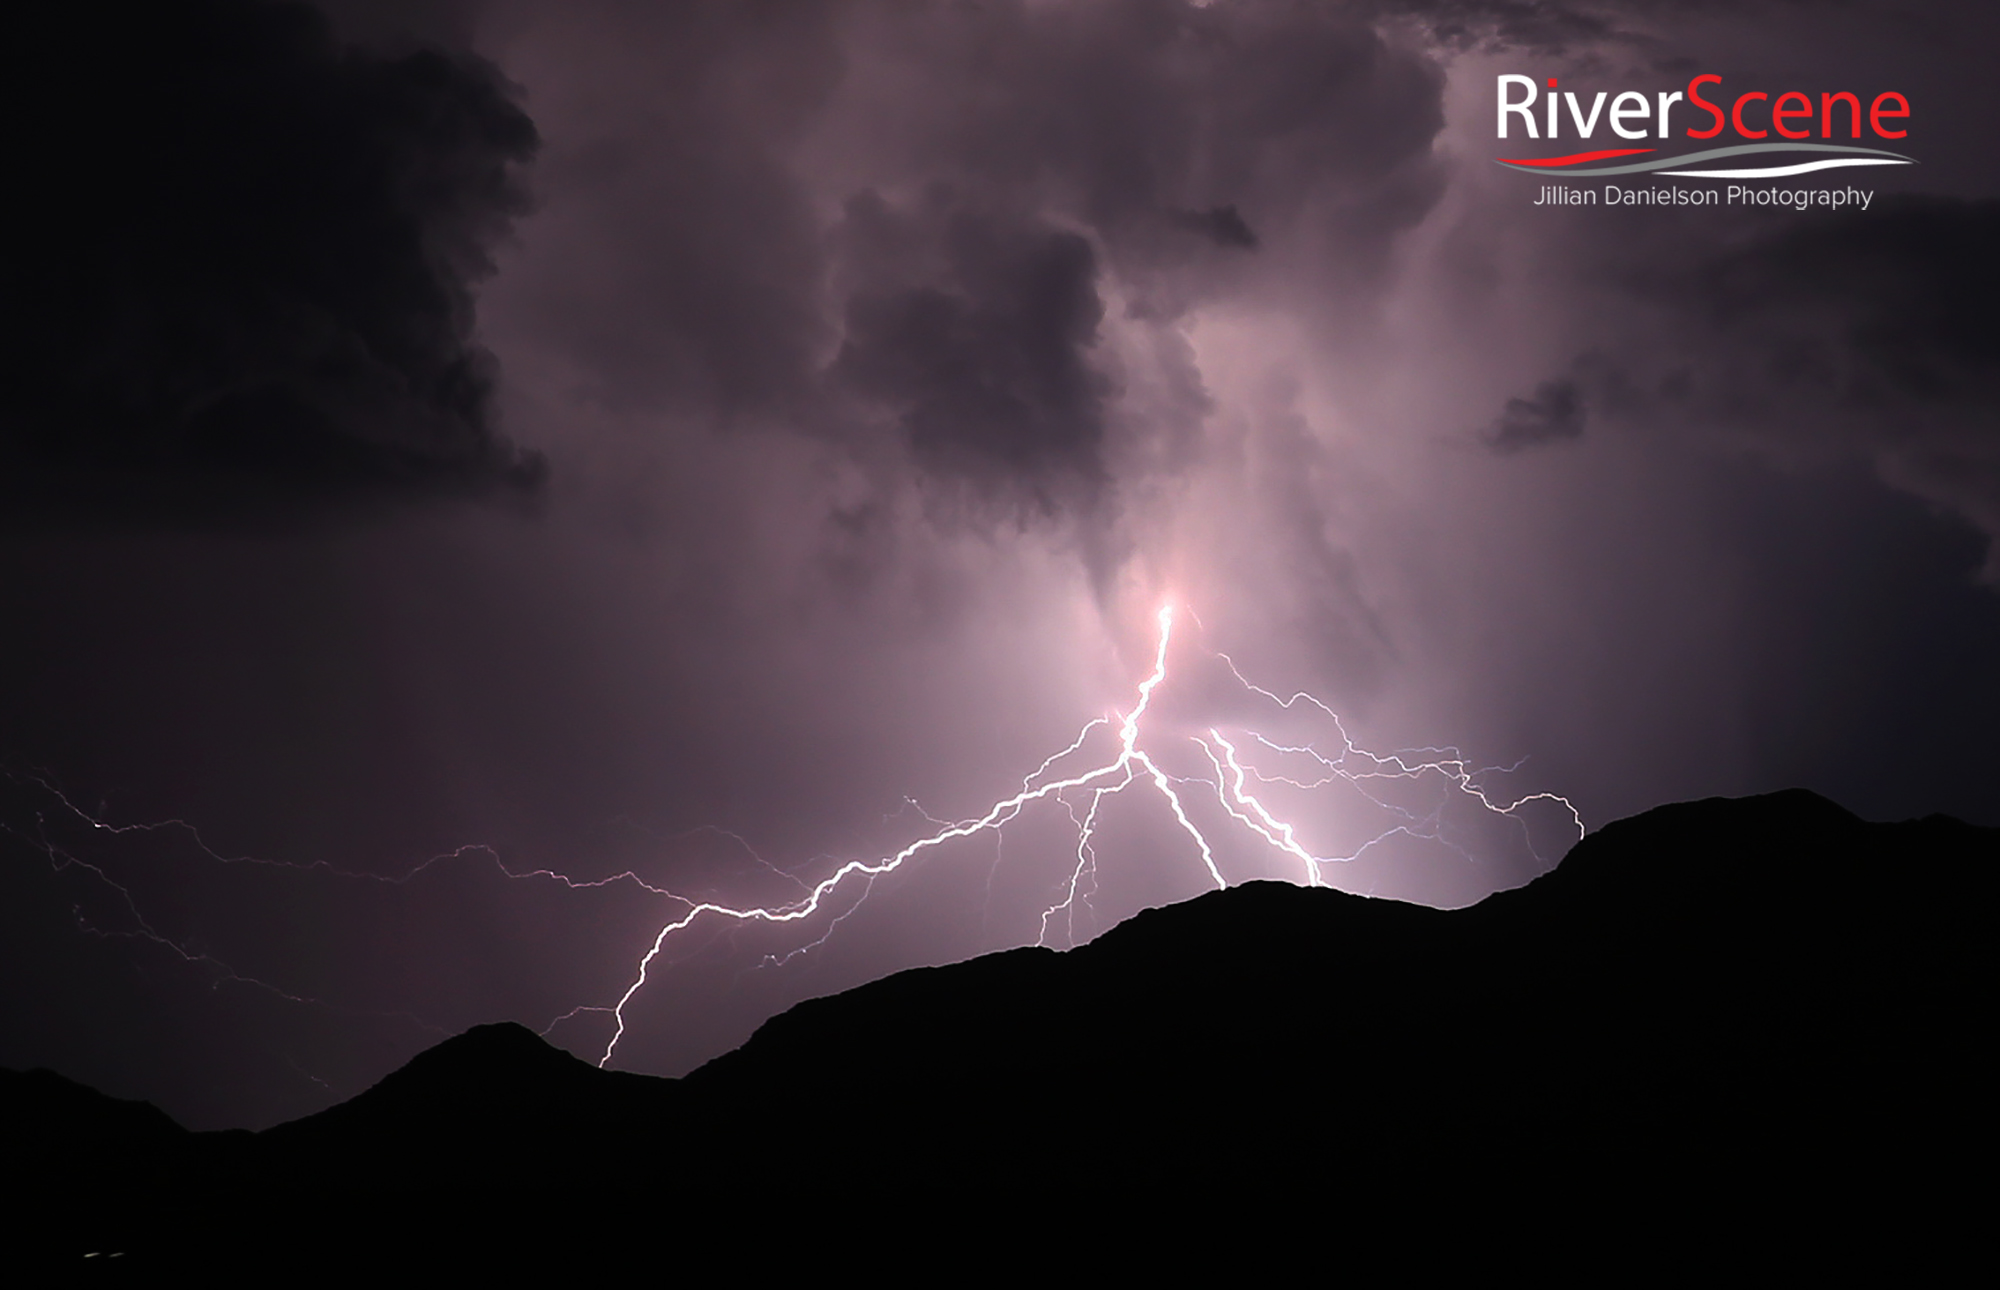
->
[1172,205,1261,250]
[1486,377,1585,451]
[493,0,1450,514]
[833,193,1111,504]
[4,0,1999,1138]
[0,0,541,515]
[1654,197,2000,571]
[1506,195,2000,575]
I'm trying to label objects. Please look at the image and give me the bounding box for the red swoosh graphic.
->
[1497,148,1655,167]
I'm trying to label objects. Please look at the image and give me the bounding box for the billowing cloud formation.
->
[0,0,542,516]
[833,195,1111,504]
[496,0,1448,517]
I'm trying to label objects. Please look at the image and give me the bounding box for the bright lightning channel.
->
[587,603,1583,1066]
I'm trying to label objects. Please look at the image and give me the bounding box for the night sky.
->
[4,0,1995,1132]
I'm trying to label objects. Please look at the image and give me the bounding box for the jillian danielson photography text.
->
[1534,185,1877,209]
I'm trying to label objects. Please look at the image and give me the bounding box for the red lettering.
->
[1772,91,1811,139]
[1687,74,1724,138]
[1871,91,1909,139]
[1732,91,1769,139]
[1821,91,1861,138]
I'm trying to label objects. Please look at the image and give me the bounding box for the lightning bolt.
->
[589,603,1582,1066]
[3,603,1583,1081]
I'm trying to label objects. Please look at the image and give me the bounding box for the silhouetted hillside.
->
[7,790,1991,1272]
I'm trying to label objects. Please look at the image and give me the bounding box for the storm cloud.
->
[832,194,1112,504]
[1651,197,2000,573]
[487,0,1450,517]
[0,0,542,517]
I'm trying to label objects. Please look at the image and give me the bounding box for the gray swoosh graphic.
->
[1497,141,1915,178]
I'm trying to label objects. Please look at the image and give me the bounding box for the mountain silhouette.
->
[8,790,1991,1272]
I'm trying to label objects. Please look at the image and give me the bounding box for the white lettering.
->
[1656,90,1684,138]
[1498,75,1539,138]
[1565,91,1608,137]
[1610,91,1650,139]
